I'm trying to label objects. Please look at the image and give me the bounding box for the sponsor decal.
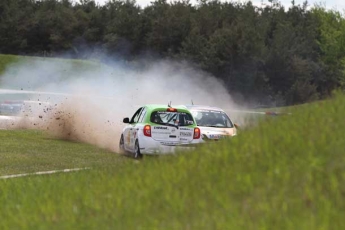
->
[154,126,168,130]
[156,111,187,115]
[152,131,170,134]
[180,131,192,137]
[209,134,221,139]
[180,127,192,131]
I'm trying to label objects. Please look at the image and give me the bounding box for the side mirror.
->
[234,123,240,129]
[123,117,130,123]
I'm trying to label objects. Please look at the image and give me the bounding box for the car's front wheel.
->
[134,140,143,159]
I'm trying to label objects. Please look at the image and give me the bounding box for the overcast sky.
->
[90,0,345,10]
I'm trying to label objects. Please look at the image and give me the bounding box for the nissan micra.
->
[119,104,202,158]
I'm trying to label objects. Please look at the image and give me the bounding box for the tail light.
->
[193,127,200,139]
[143,125,151,137]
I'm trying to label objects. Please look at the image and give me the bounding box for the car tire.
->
[134,140,143,159]
[119,134,125,153]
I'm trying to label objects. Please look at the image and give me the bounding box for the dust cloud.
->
[0,57,241,152]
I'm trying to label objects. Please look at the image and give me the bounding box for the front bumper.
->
[200,133,236,142]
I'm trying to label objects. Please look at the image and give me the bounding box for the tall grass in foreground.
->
[0,92,344,229]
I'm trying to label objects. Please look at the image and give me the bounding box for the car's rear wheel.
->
[119,135,125,153]
[134,140,143,159]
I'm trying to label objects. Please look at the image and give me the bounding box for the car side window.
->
[130,107,143,123]
[138,108,147,123]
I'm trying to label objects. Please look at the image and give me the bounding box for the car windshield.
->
[150,111,194,127]
[191,110,234,128]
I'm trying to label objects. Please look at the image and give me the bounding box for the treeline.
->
[1,0,345,106]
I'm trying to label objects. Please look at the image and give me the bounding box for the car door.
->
[129,107,147,149]
[126,107,143,151]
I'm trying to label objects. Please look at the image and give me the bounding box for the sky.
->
[91,0,345,10]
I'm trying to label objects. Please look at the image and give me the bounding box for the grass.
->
[0,53,102,84]
[0,53,104,102]
[0,130,121,175]
[0,91,344,229]
[0,53,101,71]
[0,53,344,228]
[2,53,102,71]
[0,54,19,75]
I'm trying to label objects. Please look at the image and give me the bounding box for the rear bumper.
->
[138,135,202,154]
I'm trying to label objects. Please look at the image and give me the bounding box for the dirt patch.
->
[43,97,121,152]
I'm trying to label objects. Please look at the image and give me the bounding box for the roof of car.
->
[184,105,225,112]
[143,104,191,111]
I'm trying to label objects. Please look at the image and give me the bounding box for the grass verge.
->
[0,130,121,175]
[0,92,344,229]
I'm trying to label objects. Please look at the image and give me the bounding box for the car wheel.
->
[119,134,125,153]
[134,140,143,159]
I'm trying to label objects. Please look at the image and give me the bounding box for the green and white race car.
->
[119,104,202,158]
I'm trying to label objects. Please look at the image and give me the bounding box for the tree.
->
[311,6,345,96]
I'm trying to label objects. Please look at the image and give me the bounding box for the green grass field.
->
[0,130,122,175]
[0,54,101,76]
[0,54,344,229]
[0,93,344,229]
[0,54,19,76]
[0,53,104,102]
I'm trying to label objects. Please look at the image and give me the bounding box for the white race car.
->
[119,104,203,158]
[184,105,237,142]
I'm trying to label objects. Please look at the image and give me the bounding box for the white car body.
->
[184,105,237,142]
[122,126,200,154]
[120,105,203,158]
